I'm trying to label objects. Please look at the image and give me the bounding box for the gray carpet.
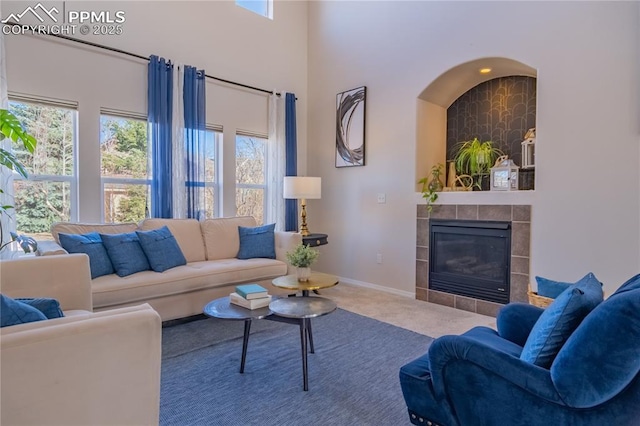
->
[160,309,433,426]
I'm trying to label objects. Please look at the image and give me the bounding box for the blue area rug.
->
[161,309,433,426]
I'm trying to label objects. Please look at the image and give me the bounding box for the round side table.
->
[271,272,339,296]
[269,296,337,391]
[203,297,272,373]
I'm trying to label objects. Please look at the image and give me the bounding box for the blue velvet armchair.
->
[399,274,640,426]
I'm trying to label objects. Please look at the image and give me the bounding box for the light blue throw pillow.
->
[237,223,276,260]
[1,294,47,327]
[58,232,114,279]
[100,232,151,277]
[136,226,187,272]
[16,298,64,319]
[521,272,603,368]
[535,276,572,299]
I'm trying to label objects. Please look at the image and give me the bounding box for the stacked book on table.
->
[230,284,272,310]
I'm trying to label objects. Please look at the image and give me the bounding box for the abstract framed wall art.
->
[335,86,366,167]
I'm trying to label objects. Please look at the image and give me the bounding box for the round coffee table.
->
[203,296,272,373]
[271,272,339,296]
[269,296,337,391]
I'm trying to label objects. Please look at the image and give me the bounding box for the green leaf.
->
[0,148,28,178]
[0,109,37,153]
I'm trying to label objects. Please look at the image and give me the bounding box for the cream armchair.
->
[0,254,162,426]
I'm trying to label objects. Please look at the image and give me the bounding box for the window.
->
[203,128,221,218]
[100,113,149,223]
[236,0,272,19]
[9,99,77,240]
[236,134,267,225]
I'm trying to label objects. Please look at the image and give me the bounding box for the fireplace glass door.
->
[429,220,511,304]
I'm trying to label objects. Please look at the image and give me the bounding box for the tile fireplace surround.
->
[416,204,531,317]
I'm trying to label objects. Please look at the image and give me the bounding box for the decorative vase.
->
[447,161,457,188]
[428,175,443,192]
[296,267,311,282]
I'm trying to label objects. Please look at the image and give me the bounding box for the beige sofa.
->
[0,254,162,426]
[41,216,302,320]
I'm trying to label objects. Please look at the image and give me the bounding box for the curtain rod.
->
[6,22,281,97]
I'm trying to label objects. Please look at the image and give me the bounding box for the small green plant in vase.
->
[286,243,320,282]
[418,163,443,213]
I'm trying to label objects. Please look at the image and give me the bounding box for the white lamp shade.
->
[283,177,321,199]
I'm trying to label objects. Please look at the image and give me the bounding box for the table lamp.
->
[283,177,321,236]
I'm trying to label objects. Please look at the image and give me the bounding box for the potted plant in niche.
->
[418,163,443,213]
[453,137,503,191]
[286,243,320,282]
[0,109,38,253]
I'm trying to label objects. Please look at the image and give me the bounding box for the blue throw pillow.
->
[58,232,114,279]
[535,276,572,299]
[1,294,47,327]
[136,226,187,272]
[237,223,276,260]
[100,232,151,277]
[16,298,64,319]
[521,272,603,368]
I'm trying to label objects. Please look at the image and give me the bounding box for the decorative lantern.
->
[490,156,520,191]
[521,128,536,169]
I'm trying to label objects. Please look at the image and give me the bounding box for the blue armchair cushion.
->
[552,287,640,408]
[16,298,64,319]
[100,232,151,277]
[462,326,524,357]
[136,226,187,272]
[520,272,603,368]
[237,223,276,260]
[58,232,114,279]
[536,275,571,298]
[611,273,640,296]
[0,294,47,327]
[497,302,545,346]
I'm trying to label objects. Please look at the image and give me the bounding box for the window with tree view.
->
[100,115,149,223]
[236,134,266,225]
[9,100,76,240]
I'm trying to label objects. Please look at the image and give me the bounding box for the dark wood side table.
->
[302,233,328,247]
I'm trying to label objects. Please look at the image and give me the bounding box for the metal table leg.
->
[307,319,315,354]
[240,319,251,373]
[299,318,309,391]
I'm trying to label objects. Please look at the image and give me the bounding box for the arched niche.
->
[416,57,537,190]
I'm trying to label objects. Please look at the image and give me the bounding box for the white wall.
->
[4,0,308,221]
[307,1,640,295]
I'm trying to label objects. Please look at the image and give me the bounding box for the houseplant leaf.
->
[0,109,36,153]
[0,148,28,178]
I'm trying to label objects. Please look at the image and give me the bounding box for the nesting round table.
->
[203,273,339,391]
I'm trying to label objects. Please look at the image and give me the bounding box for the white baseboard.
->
[337,276,415,299]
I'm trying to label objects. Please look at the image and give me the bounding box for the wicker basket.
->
[527,284,553,308]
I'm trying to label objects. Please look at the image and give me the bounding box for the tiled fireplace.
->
[416,204,531,317]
